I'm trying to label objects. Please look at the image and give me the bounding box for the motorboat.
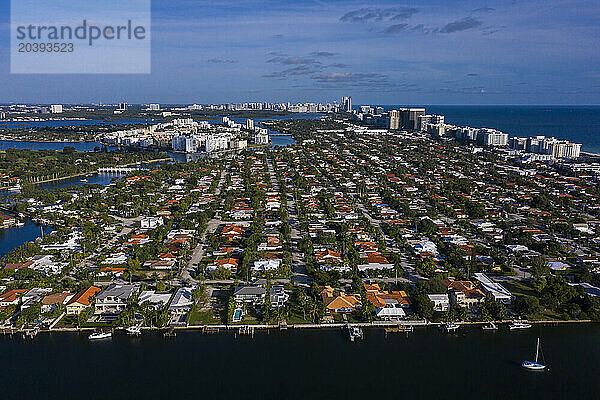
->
[349,326,363,341]
[442,322,460,332]
[125,325,142,335]
[88,331,112,340]
[482,322,498,330]
[509,322,532,330]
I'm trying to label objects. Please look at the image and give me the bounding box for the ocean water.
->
[385,105,600,154]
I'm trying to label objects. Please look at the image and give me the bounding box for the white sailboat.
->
[522,337,546,370]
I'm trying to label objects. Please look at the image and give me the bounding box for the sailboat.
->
[522,337,546,370]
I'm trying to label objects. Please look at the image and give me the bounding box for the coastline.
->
[4,318,594,336]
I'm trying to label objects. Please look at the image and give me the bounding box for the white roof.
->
[473,273,511,299]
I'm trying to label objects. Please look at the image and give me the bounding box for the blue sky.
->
[0,0,598,104]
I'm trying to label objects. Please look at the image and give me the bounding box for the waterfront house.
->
[234,284,266,305]
[444,279,486,310]
[364,284,410,320]
[65,286,101,315]
[21,287,52,310]
[427,294,450,312]
[168,287,193,315]
[138,290,172,310]
[473,273,512,304]
[0,289,27,308]
[0,214,16,228]
[94,284,138,315]
[320,286,360,314]
[41,292,73,313]
[270,285,289,308]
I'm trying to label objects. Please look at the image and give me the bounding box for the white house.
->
[252,259,281,272]
[473,273,512,304]
[427,294,450,312]
[141,216,164,229]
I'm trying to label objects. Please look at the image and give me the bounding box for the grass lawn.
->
[286,312,312,324]
[187,309,221,325]
[502,281,537,297]
[231,314,260,325]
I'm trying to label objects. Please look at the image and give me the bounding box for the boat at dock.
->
[22,326,40,339]
[125,325,142,335]
[88,331,112,340]
[482,322,498,330]
[442,322,460,333]
[509,322,532,330]
[163,327,176,338]
[522,338,547,370]
[349,326,363,341]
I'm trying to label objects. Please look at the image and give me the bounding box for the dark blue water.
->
[0,118,157,130]
[0,219,51,256]
[37,173,119,191]
[384,105,600,154]
[0,326,598,399]
[0,140,104,152]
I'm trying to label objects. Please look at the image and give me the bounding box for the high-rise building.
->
[480,128,508,147]
[0,112,5,120]
[389,110,400,130]
[406,108,426,130]
[254,130,270,145]
[245,119,254,131]
[149,104,160,111]
[426,124,446,137]
[455,127,479,141]
[418,114,444,131]
[119,103,128,111]
[50,105,63,113]
[514,135,582,159]
[341,96,352,112]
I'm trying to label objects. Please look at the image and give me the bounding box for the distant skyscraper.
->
[149,104,160,111]
[50,104,63,113]
[119,103,128,111]
[407,108,426,131]
[245,119,254,130]
[389,110,400,130]
[341,96,352,112]
[417,114,444,131]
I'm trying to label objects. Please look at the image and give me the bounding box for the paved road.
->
[181,164,229,284]
[266,156,310,284]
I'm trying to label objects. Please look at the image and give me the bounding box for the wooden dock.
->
[163,327,176,338]
[238,326,254,337]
